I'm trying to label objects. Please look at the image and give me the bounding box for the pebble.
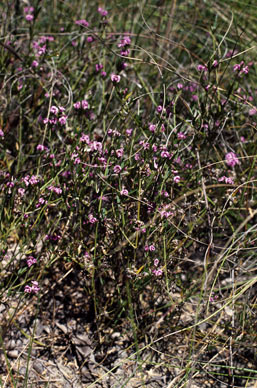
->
[7,350,19,358]
[33,360,45,374]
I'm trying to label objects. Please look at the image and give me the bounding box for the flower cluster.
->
[26,256,37,267]
[225,152,240,167]
[24,281,40,294]
[24,6,34,21]
[73,100,89,110]
[152,259,163,276]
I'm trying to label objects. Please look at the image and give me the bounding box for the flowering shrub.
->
[0,2,256,386]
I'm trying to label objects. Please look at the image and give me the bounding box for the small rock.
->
[33,360,45,374]
[7,350,19,358]
[6,339,16,349]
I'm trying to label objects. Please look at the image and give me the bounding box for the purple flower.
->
[36,144,45,151]
[111,74,121,83]
[50,105,59,115]
[25,281,40,294]
[173,175,181,183]
[113,165,122,174]
[120,188,128,196]
[152,268,163,276]
[118,36,131,47]
[81,100,89,109]
[73,101,81,109]
[233,61,244,72]
[96,64,103,72]
[177,132,186,140]
[98,7,108,16]
[197,64,208,72]
[88,214,98,224]
[75,19,89,27]
[59,115,67,125]
[25,14,34,21]
[249,108,256,116]
[24,285,32,293]
[18,188,25,197]
[149,124,156,132]
[126,128,133,136]
[212,60,219,68]
[24,6,34,14]
[31,281,40,293]
[26,256,37,267]
[225,152,240,167]
[32,60,38,67]
[116,148,124,158]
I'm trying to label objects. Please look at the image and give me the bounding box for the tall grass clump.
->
[0,0,256,387]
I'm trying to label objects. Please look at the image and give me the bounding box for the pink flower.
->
[116,148,124,158]
[18,188,25,197]
[25,285,32,293]
[113,165,122,174]
[152,268,163,276]
[73,101,81,109]
[25,281,40,294]
[161,151,169,158]
[36,144,45,151]
[249,108,256,116]
[96,64,103,72]
[31,281,40,293]
[149,124,156,132]
[177,132,186,139]
[225,152,240,167]
[111,74,121,83]
[212,60,219,68]
[32,60,38,67]
[81,100,89,109]
[26,256,37,267]
[80,133,90,143]
[88,214,97,224]
[218,176,234,184]
[25,14,34,21]
[0,129,4,138]
[126,128,133,136]
[59,115,67,125]
[24,6,34,14]
[197,64,207,72]
[98,7,108,16]
[154,259,159,267]
[29,175,39,185]
[241,66,249,74]
[233,61,244,72]
[50,106,59,115]
[173,175,181,183]
[75,19,89,27]
[120,188,128,196]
